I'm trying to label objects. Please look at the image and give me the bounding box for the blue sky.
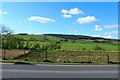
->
[1,2,118,39]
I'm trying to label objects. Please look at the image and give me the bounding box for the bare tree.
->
[1,25,14,35]
[1,25,14,59]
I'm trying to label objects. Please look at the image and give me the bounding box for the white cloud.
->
[95,25,100,28]
[61,9,68,14]
[28,16,55,23]
[93,35,113,39]
[76,16,98,24]
[95,28,102,31]
[0,11,7,15]
[94,25,103,31]
[61,8,84,15]
[104,35,113,38]
[104,25,119,28]
[104,31,118,35]
[93,35,100,37]
[33,33,41,35]
[69,8,84,14]
[62,14,72,18]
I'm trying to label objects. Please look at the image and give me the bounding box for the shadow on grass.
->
[108,61,120,64]
[42,60,53,62]
[14,62,34,65]
[70,61,93,63]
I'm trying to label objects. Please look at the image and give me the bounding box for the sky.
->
[1,2,118,39]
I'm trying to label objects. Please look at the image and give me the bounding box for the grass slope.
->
[11,34,119,51]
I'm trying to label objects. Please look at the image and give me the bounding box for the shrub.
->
[24,58,29,61]
[63,61,71,63]
[94,46,105,51]
[42,59,52,62]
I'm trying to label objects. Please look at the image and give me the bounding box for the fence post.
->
[106,54,110,63]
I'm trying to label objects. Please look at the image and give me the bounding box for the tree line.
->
[1,25,61,61]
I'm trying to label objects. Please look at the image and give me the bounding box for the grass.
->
[17,34,119,51]
[60,41,118,51]
[3,34,119,51]
[1,49,119,65]
[0,59,118,65]
[13,50,118,64]
[1,34,119,65]
[14,34,61,42]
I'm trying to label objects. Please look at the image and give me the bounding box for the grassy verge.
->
[0,60,119,65]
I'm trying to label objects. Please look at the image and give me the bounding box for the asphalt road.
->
[1,63,119,78]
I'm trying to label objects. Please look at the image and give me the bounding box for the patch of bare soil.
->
[0,50,30,59]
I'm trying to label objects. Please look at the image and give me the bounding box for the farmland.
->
[1,34,120,64]
[3,34,119,51]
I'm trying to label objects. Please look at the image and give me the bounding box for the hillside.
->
[2,34,119,64]
[43,34,119,41]
[2,33,119,51]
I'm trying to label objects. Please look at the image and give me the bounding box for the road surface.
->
[1,63,119,78]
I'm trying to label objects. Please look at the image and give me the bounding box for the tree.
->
[17,39,25,49]
[2,35,21,49]
[24,40,31,49]
[1,25,14,35]
[32,43,41,50]
[42,45,49,61]
[1,25,14,59]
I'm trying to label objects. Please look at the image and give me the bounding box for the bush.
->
[94,46,105,51]
[83,48,86,51]
[24,58,29,61]
[63,61,71,63]
[73,62,80,63]
[42,59,52,62]
[2,58,8,60]
[80,61,92,63]
[37,60,41,62]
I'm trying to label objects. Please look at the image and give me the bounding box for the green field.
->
[2,34,119,64]
[6,34,119,51]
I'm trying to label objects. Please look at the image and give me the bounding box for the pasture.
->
[1,34,119,64]
[4,34,119,51]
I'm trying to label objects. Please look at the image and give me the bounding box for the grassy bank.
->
[1,50,118,64]
[1,59,119,65]
[16,50,118,63]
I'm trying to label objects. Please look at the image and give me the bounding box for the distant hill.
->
[43,34,119,41]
